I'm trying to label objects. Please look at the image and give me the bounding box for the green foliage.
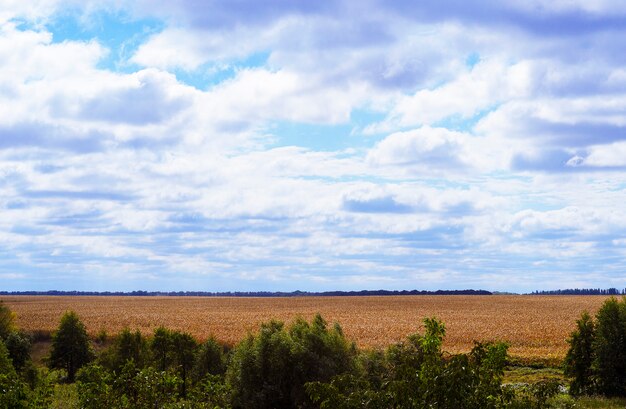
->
[5,331,32,372]
[0,300,17,339]
[0,373,29,408]
[77,361,182,409]
[193,336,227,381]
[50,383,79,409]
[0,338,16,376]
[76,364,115,409]
[186,373,233,408]
[151,326,174,371]
[564,297,626,397]
[506,379,562,409]
[0,341,53,408]
[99,328,149,372]
[564,311,595,395]
[48,311,94,382]
[227,313,356,409]
[307,317,512,409]
[592,297,626,396]
[147,327,198,396]
[171,331,198,398]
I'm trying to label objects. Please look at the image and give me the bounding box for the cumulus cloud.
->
[2,0,626,292]
[367,127,474,173]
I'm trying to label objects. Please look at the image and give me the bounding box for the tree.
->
[0,339,16,376]
[227,314,355,409]
[151,326,174,371]
[48,311,93,382]
[0,301,17,340]
[193,336,227,382]
[564,297,626,397]
[592,297,626,396]
[307,318,512,409]
[171,331,197,398]
[108,328,148,371]
[564,311,595,395]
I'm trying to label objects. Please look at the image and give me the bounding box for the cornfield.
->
[1,295,610,362]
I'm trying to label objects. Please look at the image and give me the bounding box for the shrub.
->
[77,361,181,408]
[0,300,17,340]
[307,317,511,409]
[0,339,16,376]
[564,297,626,397]
[193,336,227,382]
[592,297,626,396]
[171,331,198,398]
[151,326,174,371]
[227,314,356,409]
[100,328,149,372]
[48,311,94,382]
[0,340,52,408]
[5,331,31,372]
[564,311,595,395]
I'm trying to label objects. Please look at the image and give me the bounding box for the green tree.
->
[48,311,94,382]
[227,314,355,409]
[193,336,227,381]
[171,331,198,398]
[592,297,626,396]
[151,326,174,371]
[0,339,16,376]
[307,317,512,409]
[5,331,31,372]
[100,328,149,372]
[564,311,595,395]
[0,300,17,340]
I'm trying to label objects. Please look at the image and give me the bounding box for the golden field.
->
[1,295,611,362]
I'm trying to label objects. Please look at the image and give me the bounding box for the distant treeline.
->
[0,289,492,297]
[531,288,626,295]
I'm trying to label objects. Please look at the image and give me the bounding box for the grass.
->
[50,383,79,409]
[505,366,566,384]
[569,396,626,408]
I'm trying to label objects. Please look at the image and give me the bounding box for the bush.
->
[77,361,181,408]
[0,340,52,408]
[193,336,227,381]
[307,317,511,409]
[592,297,626,396]
[564,311,595,395]
[0,300,17,340]
[0,339,16,376]
[151,326,174,371]
[5,331,31,372]
[564,297,626,397]
[227,314,356,409]
[99,328,149,372]
[48,311,94,382]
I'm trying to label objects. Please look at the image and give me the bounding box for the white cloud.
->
[367,59,535,132]
[4,1,626,292]
[367,127,474,173]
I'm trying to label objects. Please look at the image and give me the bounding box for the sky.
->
[2,1,626,293]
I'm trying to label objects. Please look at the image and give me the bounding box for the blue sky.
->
[2,1,626,292]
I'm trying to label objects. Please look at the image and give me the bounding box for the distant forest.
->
[531,288,626,295]
[0,289,492,297]
[3,288,626,296]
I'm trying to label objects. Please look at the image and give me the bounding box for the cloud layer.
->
[2,1,626,292]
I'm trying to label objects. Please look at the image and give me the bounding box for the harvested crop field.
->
[1,295,611,362]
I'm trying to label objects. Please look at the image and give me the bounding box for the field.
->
[1,295,611,363]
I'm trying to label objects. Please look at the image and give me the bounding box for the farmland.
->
[1,295,611,362]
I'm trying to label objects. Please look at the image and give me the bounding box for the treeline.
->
[1,301,565,409]
[0,289,492,297]
[531,288,625,296]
